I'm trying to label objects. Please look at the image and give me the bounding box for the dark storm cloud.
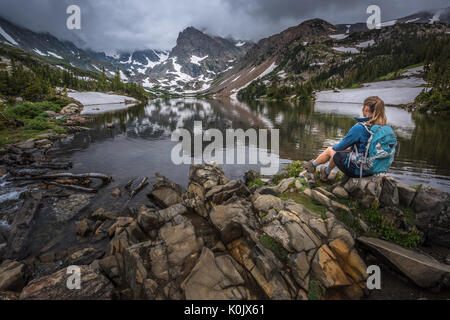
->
[0,0,447,52]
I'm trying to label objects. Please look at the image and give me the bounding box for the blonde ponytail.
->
[364,96,387,125]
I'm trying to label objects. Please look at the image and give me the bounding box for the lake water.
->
[50,98,450,193]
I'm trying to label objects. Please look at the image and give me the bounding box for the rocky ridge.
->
[1,162,449,300]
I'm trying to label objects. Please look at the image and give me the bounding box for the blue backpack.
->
[350,123,397,178]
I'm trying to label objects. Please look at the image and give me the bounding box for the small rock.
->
[92,208,116,221]
[16,139,35,150]
[0,260,26,292]
[60,103,81,115]
[332,186,349,199]
[19,266,114,300]
[76,219,91,237]
[0,168,7,179]
[111,188,122,198]
[277,178,295,194]
[68,248,104,265]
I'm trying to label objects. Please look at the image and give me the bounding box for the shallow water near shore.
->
[48,98,450,193]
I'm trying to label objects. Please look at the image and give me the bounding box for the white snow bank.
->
[316,78,427,106]
[381,20,397,27]
[68,91,138,115]
[330,34,348,40]
[402,66,424,77]
[190,55,208,66]
[33,48,47,56]
[333,47,359,54]
[47,51,63,59]
[357,40,375,48]
[235,41,246,47]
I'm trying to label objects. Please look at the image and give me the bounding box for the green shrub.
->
[6,101,61,120]
[273,161,303,184]
[248,178,266,188]
[259,235,288,263]
[308,280,325,300]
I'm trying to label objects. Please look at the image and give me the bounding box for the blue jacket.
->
[332,117,372,176]
[333,117,371,154]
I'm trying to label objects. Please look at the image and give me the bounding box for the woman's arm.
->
[332,125,362,152]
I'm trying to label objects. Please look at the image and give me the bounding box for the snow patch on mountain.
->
[356,39,375,48]
[235,41,246,47]
[33,48,47,56]
[329,34,348,40]
[0,26,18,45]
[333,46,359,54]
[190,55,208,65]
[167,57,194,82]
[47,51,63,59]
[381,20,397,27]
[429,8,444,24]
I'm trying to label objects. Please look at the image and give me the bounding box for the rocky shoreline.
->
[0,155,449,300]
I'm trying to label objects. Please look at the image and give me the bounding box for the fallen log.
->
[31,162,73,170]
[129,177,148,199]
[47,182,97,193]
[124,178,136,192]
[12,173,112,185]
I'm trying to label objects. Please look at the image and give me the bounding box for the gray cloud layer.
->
[0,0,447,52]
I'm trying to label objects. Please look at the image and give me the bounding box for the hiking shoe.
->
[320,167,329,182]
[304,160,316,174]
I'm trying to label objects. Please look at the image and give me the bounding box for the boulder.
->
[253,195,284,212]
[343,176,383,208]
[380,176,399,207]
[147,176,184,208]
[412,185,450,247]
[60,103,81,115]
[68,248,104,265]
[397,182,417,207]
[76,219,91,237]
[54,193,94,222]
[16,139,35,150]
[182,248,249,300]
[210,202,249,244]
[0,260,26,292]
[277,178,295,194]
[6,191,42,259]
[358,237,450,289]
[311,245,352,289]
[19,266,114,300]
[412,185,449,213]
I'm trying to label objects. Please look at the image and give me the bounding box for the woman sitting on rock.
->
[304,96,391,181]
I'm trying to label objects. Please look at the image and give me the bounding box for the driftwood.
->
[124,178,136,192]
[47,182,97,193]
[12,173,112,185]
[129,177,148,199]
[30,162,73,170]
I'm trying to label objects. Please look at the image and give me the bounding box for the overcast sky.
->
[0,0,447,52]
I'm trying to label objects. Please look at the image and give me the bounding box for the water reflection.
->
[51,98,450,192]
